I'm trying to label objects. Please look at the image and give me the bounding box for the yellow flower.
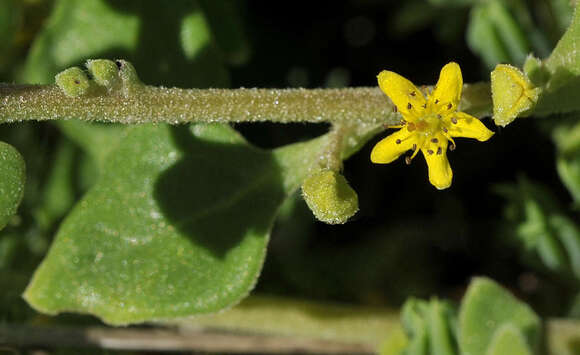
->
[370,62,494,190]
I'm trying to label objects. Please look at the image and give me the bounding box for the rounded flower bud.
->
[301,170,358,224]
[55,67,90,98]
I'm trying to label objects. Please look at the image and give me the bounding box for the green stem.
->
[0,83,492,125]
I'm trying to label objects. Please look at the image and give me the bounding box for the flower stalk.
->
[0,81,491,127]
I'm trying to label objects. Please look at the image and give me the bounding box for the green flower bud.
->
[491,64,540,127]
[55,67,90,98]
[115,60,142,97]
[86,59,119,88]
[301,170,358,224]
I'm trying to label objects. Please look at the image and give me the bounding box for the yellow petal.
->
[430,62,463,110]
[370,128,419,164]
[377,70,426,120]
[447,112,494,141]
[421,136,452,190]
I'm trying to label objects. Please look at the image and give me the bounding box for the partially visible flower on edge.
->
[370,62,494,190]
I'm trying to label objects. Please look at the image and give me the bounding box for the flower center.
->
[408,113,442,136]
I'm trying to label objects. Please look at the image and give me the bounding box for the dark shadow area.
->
[103,0,228,88]
[154,125,286,258]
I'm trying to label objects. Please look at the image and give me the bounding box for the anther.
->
[431,138,438,143]
[422,104,427,108]
[393,105,398,113]
[442,127,448,133]
[447,103,452,110]
[407,103,412,110]
[449,142,456,151]
[435,99,439,104]
[437,147,442,155]
[427,149,434,155]
[396,139,401,144]
[410,91,416,96]
[405,156,412,165]
[437,114,442,119]
[451,117,458,124]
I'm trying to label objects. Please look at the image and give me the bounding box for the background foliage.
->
[2,0,580,354]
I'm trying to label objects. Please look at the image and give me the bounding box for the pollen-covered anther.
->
[447,103,452,110]
[437,147,442,155]
[410,91,416,96]
[451,117,458,124]
[442,127,448,133]
[435,99,439,104]
[431,138,438,143]
[407,102,412,110]
[396,139,402,144]
[437,114,442,119]
[427,149,434,155]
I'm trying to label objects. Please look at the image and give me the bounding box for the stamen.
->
[447,103,452,110]
[396,139,401,144]
[437,114,442,119]
[407,103,412,110]
[437,147,442,155]
[427,149,434,155]
[393,105,398,113]
[431,138,438,143]
[442,127,448,133]
[405,156,412,165]
[435,99,439,104]
[422,104,427,108]
[410,91,416,96]
[451,117,458,124]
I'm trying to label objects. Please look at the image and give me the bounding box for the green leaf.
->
[23,124,329,325]
[21,0,229,87]
[0,141,25,231]
[458,277,541,355]
[496,177,580,279]
[199,0,251,66]
[466,0,531,69]
[399,298,458,355]
[485,325,533,355]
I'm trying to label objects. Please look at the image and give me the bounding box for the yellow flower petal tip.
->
[491,64,541,127]
[371,62,494,190]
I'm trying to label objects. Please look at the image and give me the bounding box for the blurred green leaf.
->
[0,141,25,231]
[467,0,531,69]
[486,324,533,355]
[199,0,251,66]
[458,277,541,355]
[0,0,22,55]
[400,298,458,355]
[23,124,330,325]
[497,177,580,280]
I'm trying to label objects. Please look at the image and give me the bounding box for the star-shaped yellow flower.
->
[370,62,494,190]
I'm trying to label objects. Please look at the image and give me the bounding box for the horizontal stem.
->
[0,83,491,125]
